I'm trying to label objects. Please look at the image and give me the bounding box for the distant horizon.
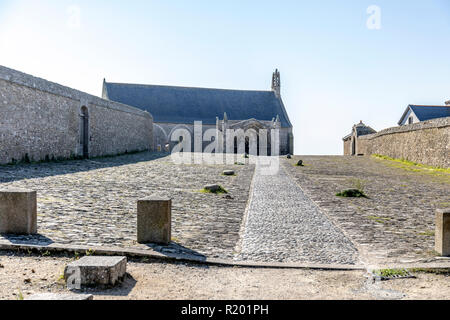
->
[1,0,449,155]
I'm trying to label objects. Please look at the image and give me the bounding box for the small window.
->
[408,117,413,125]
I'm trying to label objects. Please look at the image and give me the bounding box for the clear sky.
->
[0,0,449,155]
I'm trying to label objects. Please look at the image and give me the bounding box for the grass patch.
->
[336,178,368,198]
[373,268,410,278]
[372,154,450,174]
[408,268,450,275]
[336,189,367,198]
[3,149,147,167]
[437,202,450,208]
[200,186,228,194]
[367,216,391,224]
[16,290,24,301]
[418,230,435,237]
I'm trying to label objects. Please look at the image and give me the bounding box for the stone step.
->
[64,256,127,288]
[27,293,94,300]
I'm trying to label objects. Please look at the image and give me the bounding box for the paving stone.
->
[64,256,127,287]
[27,293,94,300]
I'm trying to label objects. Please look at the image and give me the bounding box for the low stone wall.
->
[358,117,449,168]
[0,65,153,164]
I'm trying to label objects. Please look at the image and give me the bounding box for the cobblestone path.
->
[0,152,254,260]
[236,160,359,264]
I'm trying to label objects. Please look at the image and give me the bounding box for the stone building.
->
[102,69,294,155]
[398,104,450,126]
[342,121,377,156]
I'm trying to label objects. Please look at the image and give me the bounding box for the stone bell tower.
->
[271,69,281,97]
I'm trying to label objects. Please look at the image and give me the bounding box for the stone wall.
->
[343,139,352,156]
[0,65,153,164]
[358,117,449,168]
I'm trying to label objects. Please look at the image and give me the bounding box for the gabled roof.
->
[342,121,376,140]
[354,121,376,136]
[398,105,450,125]
[102,81,292,127]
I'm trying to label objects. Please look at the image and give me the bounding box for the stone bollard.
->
[137,197,171,244]
[0,189,37,235]
[435,209,450,256]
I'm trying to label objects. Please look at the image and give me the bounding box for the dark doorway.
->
[351,137,356,156]
[81,106,89,158]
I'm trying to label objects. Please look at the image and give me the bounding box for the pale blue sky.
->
[0,0,449,154]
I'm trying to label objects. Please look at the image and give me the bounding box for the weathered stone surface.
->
[64,256,127,287]
[435,209,450,256]
[223,170,235,176]
[0,189,37,235]
[137,198,171,244]
[27,293,93,300]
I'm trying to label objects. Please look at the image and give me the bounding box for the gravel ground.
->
[236,161,359,264]
[0,152,254,260]
[283,156,450,265]
[0,253,449,300]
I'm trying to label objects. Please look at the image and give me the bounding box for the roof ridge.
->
[105,81,273,94]
[409,104,450,108]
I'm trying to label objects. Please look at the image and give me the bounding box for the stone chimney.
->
[271,69,281,97]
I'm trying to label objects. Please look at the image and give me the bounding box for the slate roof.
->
[103,82,292,127]
[398,105,450,125]
[342,121,376,140]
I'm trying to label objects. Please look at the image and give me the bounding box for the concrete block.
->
[137,197,171,244]
[435,209,450,256]
[27,293,94,300]
[64,256,127,287]
[0,189,37,235]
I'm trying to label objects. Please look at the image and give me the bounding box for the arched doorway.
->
[80,106,89,158]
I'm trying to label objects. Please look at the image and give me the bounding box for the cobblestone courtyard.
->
[0,152,448,266]
[283,156,450,265]
[0,152,254,260]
